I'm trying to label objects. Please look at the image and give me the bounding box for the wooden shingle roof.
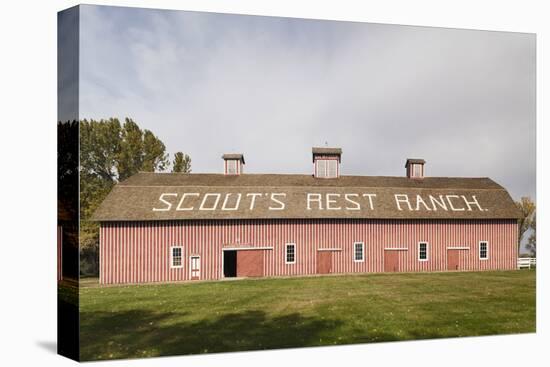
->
[222,153,245,164]
[92,172,521,221]
[405,158,426,167]
[312,147,342,155]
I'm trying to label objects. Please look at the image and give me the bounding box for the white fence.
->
[517,257,536,269]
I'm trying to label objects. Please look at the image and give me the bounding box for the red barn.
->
[92,148,521,285]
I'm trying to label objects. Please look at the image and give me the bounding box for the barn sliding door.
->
[447,249,460,270]
[384,250,400,272]
[316,251,332,274]
[236,250,265,277]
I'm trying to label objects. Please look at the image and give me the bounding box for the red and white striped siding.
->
[99,219,518,284]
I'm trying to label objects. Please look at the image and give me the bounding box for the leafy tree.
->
[117,118,168,180]
[172,152,192,173]
[80,118,122,182]
[516,197,535,252]
[79,118,123,245]
[78,117,178,275]
[142,130,169,173]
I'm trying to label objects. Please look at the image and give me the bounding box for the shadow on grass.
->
[80,309,350,361]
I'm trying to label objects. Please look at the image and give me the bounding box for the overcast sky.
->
[76,5,535,201]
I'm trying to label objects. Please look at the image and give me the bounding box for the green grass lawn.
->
[78,270,535,360]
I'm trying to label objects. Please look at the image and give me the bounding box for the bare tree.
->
[526,213,536,256]
[515,197,535,252]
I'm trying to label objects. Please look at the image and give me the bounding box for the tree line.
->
[79,117,191,275]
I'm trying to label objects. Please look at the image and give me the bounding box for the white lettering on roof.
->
[151,192,487,213]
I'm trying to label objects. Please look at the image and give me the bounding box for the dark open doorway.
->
[223,250,237,277]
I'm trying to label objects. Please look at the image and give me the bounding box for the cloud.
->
[78,5,535,203]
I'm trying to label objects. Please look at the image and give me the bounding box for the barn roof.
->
[312,147,342,162]
[92,172,521,221]
[405,158,426,167]
[222,153,245,163]
[312,147,342,155]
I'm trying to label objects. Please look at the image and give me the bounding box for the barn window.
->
[353,242,364,262]
[285,243,296,264]
[327,160,338,178]
[411,164,423,178]
[418,242,428,261]
[315,159,338,178]
[479,241,489,260]
[405,159,426,179]
[316,159,326,177]
[170,246,183,268]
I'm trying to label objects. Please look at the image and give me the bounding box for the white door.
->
[190,256,200,280]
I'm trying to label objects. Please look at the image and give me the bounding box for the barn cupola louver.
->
[312,147,342,178]
[222,153,245,175]
[405,158,426,179]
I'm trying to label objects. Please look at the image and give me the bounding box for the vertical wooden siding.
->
[99,219,518,284]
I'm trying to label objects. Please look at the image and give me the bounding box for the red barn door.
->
[317,251,332,274]
[447,249,460,270]
[237,250,264,277]
[384,250,400,272]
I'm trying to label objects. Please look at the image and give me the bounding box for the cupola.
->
[312,147,342,178]
[405,158,426,179]
[222,153,245,175]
